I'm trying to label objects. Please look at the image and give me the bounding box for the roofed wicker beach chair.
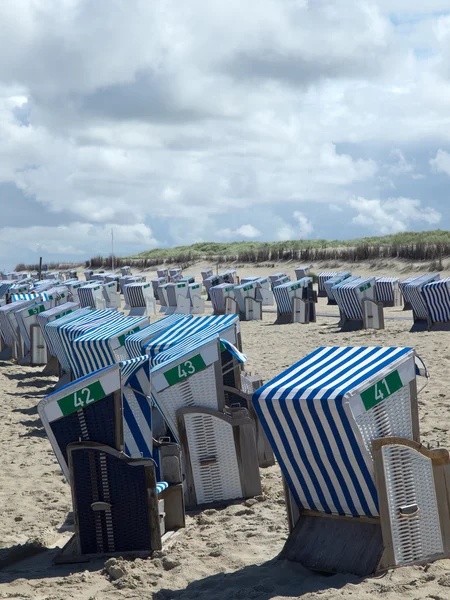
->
[210,283,236,315]
[78,283,106,309]
[151,333,262,509]
[273,278,316,324]
[120,265,132,276]
[124,315,191,358]
[102,280,121,309]
[324,272,351,305]
[421,278,450,330]
[14,298,53,364]
[201,268,213,281]
[401,274,441,324]
[123,282,156,316]
[251,346,450,575]
[332,276,384,330]
[203,274,222,300]
[226,280,262,321]
[295,265,312,280]
[152,277,167,302]
[169,268,183,282]
[38,357,184,562]
[317,271,338,297]
[0,299,37,360]
[157,267,169,279]
[375,277,402,307]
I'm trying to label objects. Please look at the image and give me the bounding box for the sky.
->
[1,0,450,269]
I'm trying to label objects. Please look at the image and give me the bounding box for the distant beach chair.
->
[187,282,204,314]
[332,276,384,330]
[203,274,222,300]
[102,280,121,309]
[84,270,94,281]
[120,265,132,276]
[401,274,441,323]
[36,302,81,373]
[152,277,167,301]
[201,268,213,281]
[227,281,262,321]
[123,282,156,316]
[169,268,183,282]
[421,278,450,329]
[220,269,237,284]
[15,299,53,364]
[295,265,312,280]
[151,334,261,508]
[324,272,352,305]
[0,299,37,360]
[375,277,402,307]
[157,268,169,279]
[317,271,338,297]
[78,283,106,309]
[252,346,446,575]
[273,278,316,324]
[210,283,236,315]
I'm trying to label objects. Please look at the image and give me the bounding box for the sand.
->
[1,259,450,599]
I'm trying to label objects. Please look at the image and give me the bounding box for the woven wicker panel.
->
[157,364,218,439]
[382,444,443,565]
[184,412,243,505]
[355,385,413,460]
[71,447,152,554]
[50,394,117,467]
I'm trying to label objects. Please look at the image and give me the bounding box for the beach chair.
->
[169,268,182,282]
[295,265,312,280]
[201,268,213,281]
[14,299,53,363]
[226,281,262,321]
[375,277,402,307]
[84,270,94,281]
[210,283,236,315]
[421,278,450,329]
[157,267,169,279]
[324,272,352,305]
[165,282,189,311]
[0,299,37,360]
[157,283,170,309]
[36,302,81,373]
[123,282,156,316]
[102,280,121,309]
[187,282,204,314]
[151,335,261,508]
[203,274,222,300]
[69,316,150,378]
[269,272,288,284]
[252,346,444,575]
[152,277,167,301]
[317,271,338,297]
[0,281,12,301]
[120,265,132,276]
[273,278,316,324]
[124,315,191,358]
[402,274,441,323]
[220,269,237,284]
[78,283,106,309]
[332,277,384,330]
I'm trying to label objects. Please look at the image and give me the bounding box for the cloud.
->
[430,149,450,176]
[276,211,313,240]
[348,196,441,234]
[218,224,261,239]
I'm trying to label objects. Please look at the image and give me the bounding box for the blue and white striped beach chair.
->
[421,278,450,329]
[375,277,401,307]
[318,271,338,297]
[230,281,262,320]
[0,299,37,358]
[210,283,236,314]
[124,315,191,358]
[252,346,429,574]
[69,316,150,378]
[295,265,312,280]
[102,280,121,309]
[151,333,260,508]
[203,274,222,300]
[273,278,315,323]
[324,272,351,304]
[15,299,53,358]
[332,277,383,330]
[402,274,440,322]
[123,282,154,315]
[78,283,105,309]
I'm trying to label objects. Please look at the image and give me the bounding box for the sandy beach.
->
[1,259,450,600]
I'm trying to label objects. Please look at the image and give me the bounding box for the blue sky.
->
[0,0,449,269]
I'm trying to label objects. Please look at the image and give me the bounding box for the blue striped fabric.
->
[152,332,247,367]
[399,275,423,304]
[36,302,81,355]
[78,284,104,308]
[209,283,236,313]
[273,278,312,314]
[70,316,150,379]
[43,308,92,358]
[120,355,153,458]
[124,315,191,358]
[45,309,116,372]
[0,281,11,298]
[403,274,440,320]
[252,346,413,517]
[375,277,399,303]
[123,282,153,308]
[324,273,351,301]
[318,272,338,293]
[11,293,47,302]
[421,278,450,325]
[145,314,240,363]
[156,482,169,494]
[332,277,373,320]
[0,300,35,346]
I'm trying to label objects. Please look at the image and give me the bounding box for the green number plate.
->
[360,370,403,410]
[359,282,372,293]
[28,305,46,316]
[57,381,106,416]
[55,310,73,320]
[117,326,140,346]
[163,354,207,386]
[242,285,254,292]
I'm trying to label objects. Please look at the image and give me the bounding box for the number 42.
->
[74,387,94,408]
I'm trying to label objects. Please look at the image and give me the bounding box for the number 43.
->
[177,360,195,379]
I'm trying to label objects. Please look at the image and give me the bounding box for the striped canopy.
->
[318,272,338,292]
[70,315,150,379]
[273,278,312,314]
[403,274,440,320]
[123,282,153,308]
[375,277,399,302]
[145,314,240,363]
[125,315,191,358]
[78,283,104,308]
[421,278,450,325]
[324,273,351,300]
[43,308,92,357]
[45,309,118,372]
[209,283,236,313]
[36,302,81,355]
[152,331,247,367]
[11,293,47,302]
[252,346,414,518]
[332,277,376,320]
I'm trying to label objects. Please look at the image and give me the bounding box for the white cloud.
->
[430,149,450,176]
[217,224,261,240]
[348,196,441,234]
[276,211,313,240]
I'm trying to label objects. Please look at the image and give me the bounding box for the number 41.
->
[375,378,391,402]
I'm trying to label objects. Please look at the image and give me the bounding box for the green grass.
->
[126,230,450,261]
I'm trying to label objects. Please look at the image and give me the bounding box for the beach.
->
[1,259,450,600]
